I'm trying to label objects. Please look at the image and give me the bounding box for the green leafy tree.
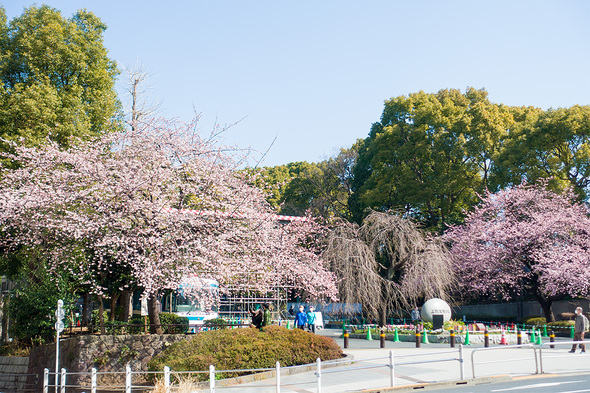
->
[0,5,120,149]
[351,88,512,231]
[494,105,590,200]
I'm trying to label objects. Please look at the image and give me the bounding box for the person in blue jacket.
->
[295,305,307,330]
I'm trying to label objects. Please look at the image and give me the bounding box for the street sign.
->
[55,321,64,333]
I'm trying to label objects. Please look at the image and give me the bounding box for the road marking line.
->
[492,380,584,391]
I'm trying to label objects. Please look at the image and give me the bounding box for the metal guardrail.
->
[539,339,590,374]
[471,343,538,378]
[42,347,467,392]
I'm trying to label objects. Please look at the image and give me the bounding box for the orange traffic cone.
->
[500,328,508,345]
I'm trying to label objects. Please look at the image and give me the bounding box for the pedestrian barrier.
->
[538,339,590,374]
[42,347,466,393]
[470,343,538,379]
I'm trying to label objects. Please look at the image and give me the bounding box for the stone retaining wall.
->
[28,334,194,389]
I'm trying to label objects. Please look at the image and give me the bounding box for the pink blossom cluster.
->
[445,182,590,301]
[0,118,338,300]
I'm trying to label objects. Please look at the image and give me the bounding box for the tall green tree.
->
[493,105,590,201]
[351,88,512,231]
[0,5,120,149]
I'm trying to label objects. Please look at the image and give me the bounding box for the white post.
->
[43,368,49,393]
[316,357,322,393]
[389,350,395,387]
[60,368,66,393]
[209,364,215,393]
[459,344,465,380]
[91,368,97,393]
[275,361,281,393]
[54,299,64,393]
[125,364,131,393]
[164,366,170,392]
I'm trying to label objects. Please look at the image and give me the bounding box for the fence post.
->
[316,357,322,393]
[276,361,280,393]
[450,329,456,348]
[125,364,131,393]
[43,368,49,393]
[60,368,66,393]
[459,344,465,380]
[209,364,215,393]
[91,368,97,393]
[164,366,170,392]
[484,326,489,347]
[389,350,395,387]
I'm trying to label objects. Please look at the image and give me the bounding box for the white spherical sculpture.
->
[420,298,452,323]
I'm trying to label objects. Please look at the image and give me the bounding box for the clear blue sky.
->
[4,1,590,167]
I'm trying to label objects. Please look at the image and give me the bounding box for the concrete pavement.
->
[200,329,590,392]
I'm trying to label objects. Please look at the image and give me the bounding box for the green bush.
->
[159,313,189,334]
[521,316,545,326]
[204,318,229,329]
[547,320,574,330]
[148,325,343,381]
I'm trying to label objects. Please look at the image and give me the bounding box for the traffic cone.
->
[393,327,400,342]
[464,329,471,345]
[423,329,430,344]
[535,329,542,345]
[570,325,575,338]
[342,321,347,336]
[530,328,537,344]
[500,329,508,345]
[542,325,548,337]
[366,327,373,341]
[286,320,290,330]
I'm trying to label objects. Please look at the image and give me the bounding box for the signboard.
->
[141,298,148,316]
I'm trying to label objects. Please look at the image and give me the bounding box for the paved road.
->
[428,373,590,393]
[199,329,590,392]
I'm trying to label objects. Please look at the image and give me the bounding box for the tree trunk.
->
[148,296,162,334]
[534,292,555,322]
[82,294,90,326]
[119,291,132,322]
[98,294,106,335]
[1,294,9,344]
[109,293,120,322]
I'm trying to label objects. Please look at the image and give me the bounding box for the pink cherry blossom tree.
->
[0,117,337,333]
[445,182,590,322]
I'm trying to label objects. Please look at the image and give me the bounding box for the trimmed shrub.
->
[547,320,574,330]
[147,325,343,380]
[558,312,576,321]
[521,316,545,326]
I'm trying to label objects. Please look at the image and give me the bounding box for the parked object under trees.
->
[445,181,590,322]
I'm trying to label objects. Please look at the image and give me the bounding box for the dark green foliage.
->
[203,318,229,329]
[9,278,75,345]
[521,316,546,326]
[148,326,343,380]
[89,312,188,334]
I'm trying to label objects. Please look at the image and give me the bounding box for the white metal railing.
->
[539,339,590,374]
[43,347,466,392]
[471,343,538,378]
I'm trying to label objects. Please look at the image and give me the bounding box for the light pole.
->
[54,299,64,393]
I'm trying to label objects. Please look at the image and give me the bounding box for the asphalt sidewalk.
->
[204,328,590,393]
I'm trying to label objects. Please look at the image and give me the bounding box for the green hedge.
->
[148,325,343,381]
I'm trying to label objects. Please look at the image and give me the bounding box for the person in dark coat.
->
[569,307,589,353]
[250,305,263,329]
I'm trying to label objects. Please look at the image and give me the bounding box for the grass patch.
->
[148,325,343,381]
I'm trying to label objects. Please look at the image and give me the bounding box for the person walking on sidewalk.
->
[295,305,307,330]
[569,307,589,353]
[306,306,316,333]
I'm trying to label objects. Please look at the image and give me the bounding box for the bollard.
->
[550,330,555,349]
[343,330,349,349]
[380,329,386,348]
[484,326,489,347]
[517,329,522,345]
[450,329,455,348]
[415,326,421,348]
